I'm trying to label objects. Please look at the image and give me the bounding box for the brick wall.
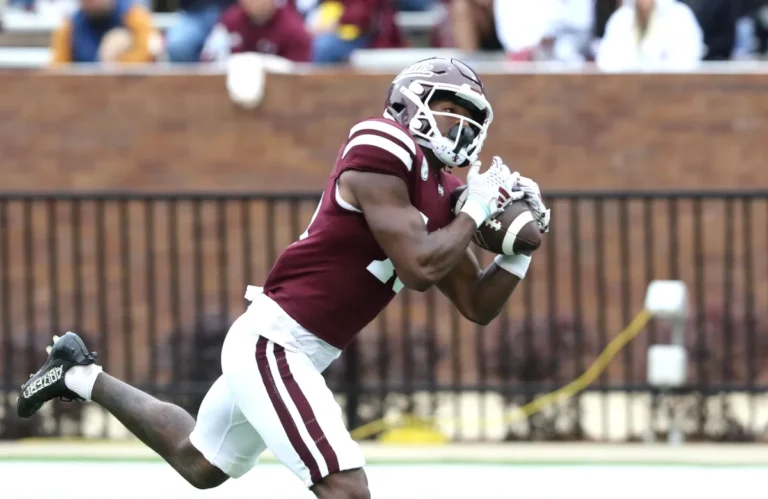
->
[3,72,768,191]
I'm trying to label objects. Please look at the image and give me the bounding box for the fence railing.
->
[1,191,768,442]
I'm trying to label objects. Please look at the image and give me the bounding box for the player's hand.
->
[460,156,523,227]
[516,175,551,233]
[489,156,524,199]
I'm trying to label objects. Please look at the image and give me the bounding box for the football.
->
[452,185,542,256]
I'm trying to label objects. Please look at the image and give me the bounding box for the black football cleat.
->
[17,331,98,419]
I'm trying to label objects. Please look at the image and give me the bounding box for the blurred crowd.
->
[7,0,768,68]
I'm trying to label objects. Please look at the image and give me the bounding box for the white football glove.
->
[489,156,523,199]
[516,175,550,233]
[460,156,524,228]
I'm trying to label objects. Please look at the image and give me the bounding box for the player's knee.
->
[333,480,370,499]
[185,472,221,490]
[322,485,370,499]
[350,488,371,499]
[338,488,370,499]
[179,461,227,490]
[313,469,370,499]
[173,438,228,489]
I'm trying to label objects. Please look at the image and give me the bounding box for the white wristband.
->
[494,253,532,279]
[460,198,489,228]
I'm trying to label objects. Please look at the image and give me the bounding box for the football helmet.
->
[384,57,493,168]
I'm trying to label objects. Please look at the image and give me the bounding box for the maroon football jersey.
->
[263,117,464,349]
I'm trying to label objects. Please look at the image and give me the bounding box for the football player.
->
[18,57,549,499]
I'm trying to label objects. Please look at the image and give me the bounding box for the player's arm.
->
[437,249,528,325]
[439,171,548,325]
[343,170,479,291]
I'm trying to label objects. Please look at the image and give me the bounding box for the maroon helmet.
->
[384,57,493,168]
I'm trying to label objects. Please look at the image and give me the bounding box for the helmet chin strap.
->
[414,136,474,168]
[434,144,474,168]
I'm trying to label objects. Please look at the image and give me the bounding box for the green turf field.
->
[0,459,764,499]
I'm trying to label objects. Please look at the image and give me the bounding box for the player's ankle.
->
[64,364,104,401]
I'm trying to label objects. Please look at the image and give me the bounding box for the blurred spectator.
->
[50,0,157,64]
[548,0,595,62]
[201,0,311,62]
[433,0,501,52]
[164,0,236,62]
[8,0,35,12]
[493,0,594,62]
[308,0,404,64]
[397,0,433,10]
[750,1,768,56]
[593,0,620,38]
[294,0,318,16]
[596,0,704,71]
[684,0,738,60]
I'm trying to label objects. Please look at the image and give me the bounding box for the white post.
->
[643,280,689,445]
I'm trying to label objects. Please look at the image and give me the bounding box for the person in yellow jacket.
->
[50,0,158,64]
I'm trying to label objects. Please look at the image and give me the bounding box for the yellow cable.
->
[349,309,652,441]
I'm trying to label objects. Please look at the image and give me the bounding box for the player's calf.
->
[311,468,371,499]
[90,373,230,490]
[164,436,229,489]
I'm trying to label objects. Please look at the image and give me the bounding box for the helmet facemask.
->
[399,81,493,168]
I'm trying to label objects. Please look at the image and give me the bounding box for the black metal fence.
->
[1,191,768,442]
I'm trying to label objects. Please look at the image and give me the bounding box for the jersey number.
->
[299,193,429,295]
[366,259,404,293]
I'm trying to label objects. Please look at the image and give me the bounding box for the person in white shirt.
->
[596,0,705,71]
[493,0,595,62]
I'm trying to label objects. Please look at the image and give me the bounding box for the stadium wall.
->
[2,71,768,192]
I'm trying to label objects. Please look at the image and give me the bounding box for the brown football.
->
[452,185,542,256]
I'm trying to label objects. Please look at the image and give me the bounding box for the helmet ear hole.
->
[409,82,425,95]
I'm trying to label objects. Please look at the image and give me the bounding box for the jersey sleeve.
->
[338,118,418,184]
[444,171,465,195]
[444,171,465,219]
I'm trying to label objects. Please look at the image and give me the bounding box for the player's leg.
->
[220,312,369,498]
[91,337,268,486]
[90,373,232,489]
[311,469,370,499]
[16,332,230,489]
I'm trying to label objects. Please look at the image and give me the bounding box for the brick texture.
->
[3,72,768,191]
[1,72,766,390]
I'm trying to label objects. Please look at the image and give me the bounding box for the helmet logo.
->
[394,62,435,83]
[421,157,429,181]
